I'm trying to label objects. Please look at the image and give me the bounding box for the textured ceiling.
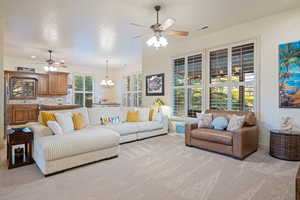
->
[3,0,300,68]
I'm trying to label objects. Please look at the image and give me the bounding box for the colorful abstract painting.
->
[146,73,164,96]
[279,41,300,108]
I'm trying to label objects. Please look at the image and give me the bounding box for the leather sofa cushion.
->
[190,128,233,146]
[205,110,256,126]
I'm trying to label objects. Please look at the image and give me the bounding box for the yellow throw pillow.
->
[127,110,140,122]
[72,113,87,130]
[41,112,57,126]
[149,109,154,121]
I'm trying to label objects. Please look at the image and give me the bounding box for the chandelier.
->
[100,59,115,87]
[146,34,168,49]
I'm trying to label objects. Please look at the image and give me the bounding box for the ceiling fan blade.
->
[132,33,151,39]
[129,23,148,29]
[165,29,189,36]
[160,18,176,30]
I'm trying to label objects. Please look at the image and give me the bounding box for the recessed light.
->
[31,55,36,59]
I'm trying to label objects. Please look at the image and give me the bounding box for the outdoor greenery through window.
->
[74,75,94,107]
[172,41,256,117]
[209,42,255,112]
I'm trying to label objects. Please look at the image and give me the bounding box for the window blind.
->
[210,49,228,84]
[187,54,202,85]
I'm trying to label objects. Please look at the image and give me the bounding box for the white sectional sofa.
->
[87,107,169,143]
[28,107,168,175]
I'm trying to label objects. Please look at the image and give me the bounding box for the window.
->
[74,75,94,107]
[209,43,255,112]
[122,73,142,107]
[171,41,256,117]
[173,54,203,117]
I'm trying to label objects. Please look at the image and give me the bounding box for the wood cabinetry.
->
[48,72,68,95]
[37,74,49,96]
[8,104,39,125]
[5,71,69,97]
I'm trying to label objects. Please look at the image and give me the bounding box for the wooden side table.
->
[269,130,300,161]
[7,129,34,169]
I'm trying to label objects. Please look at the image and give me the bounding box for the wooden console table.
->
[270,130,300,161]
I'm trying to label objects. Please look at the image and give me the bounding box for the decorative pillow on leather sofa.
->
[227,114,246,131]
[212,117,228,130]
[196,113,213,128]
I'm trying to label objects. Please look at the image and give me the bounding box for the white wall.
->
[0,18,4,148]
[142,8,300,146]
[3,55,122,104]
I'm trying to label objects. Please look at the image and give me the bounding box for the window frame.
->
[122,72,143,107]
[171,39,259,118]
[207,40,257,112]
[172,51,205,117]
[73,74,95,107]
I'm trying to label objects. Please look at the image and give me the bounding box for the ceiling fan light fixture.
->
[146,35,168,49]
[44,66,58,72]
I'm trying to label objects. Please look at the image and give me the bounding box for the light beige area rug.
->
[0,135,298,200]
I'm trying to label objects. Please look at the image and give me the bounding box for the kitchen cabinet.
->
[48,72,68,95]
[37,74,49,96]
[8,104,39,125]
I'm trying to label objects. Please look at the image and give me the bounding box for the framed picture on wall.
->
[279,40,300,108]
[146,73,164,96]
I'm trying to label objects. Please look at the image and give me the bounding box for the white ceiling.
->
[3,0,300,68]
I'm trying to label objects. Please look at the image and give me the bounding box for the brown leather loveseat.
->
[185,110,258,159]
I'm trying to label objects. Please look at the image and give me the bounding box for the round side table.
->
[270,130,300,161]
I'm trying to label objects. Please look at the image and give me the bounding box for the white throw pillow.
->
[227,114,246,131]
[47,121,64,135]
[55,112,74,133]
[196,113,213,128]
[153,112,163,122]
[138,108,150,122]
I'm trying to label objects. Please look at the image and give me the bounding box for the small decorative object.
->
[16,67,35,72]
[279,41,300,108]
[12,145,26,165]
[56,97,64,105]
[146,73,164,96]
[10,78,37,99]
[280,116,293,133]
[152,98,165,113]
[153,98,165,106]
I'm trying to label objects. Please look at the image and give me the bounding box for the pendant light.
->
[100,59,115,87]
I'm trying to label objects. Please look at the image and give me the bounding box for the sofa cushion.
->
[35,127,119,161]
[103,121,163,136]
[104,123,139,136]
[136,121,163,132]
[190,128,233,146]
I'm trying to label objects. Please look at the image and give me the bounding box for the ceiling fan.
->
[45,50,67,68]
[130,5,189,49]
